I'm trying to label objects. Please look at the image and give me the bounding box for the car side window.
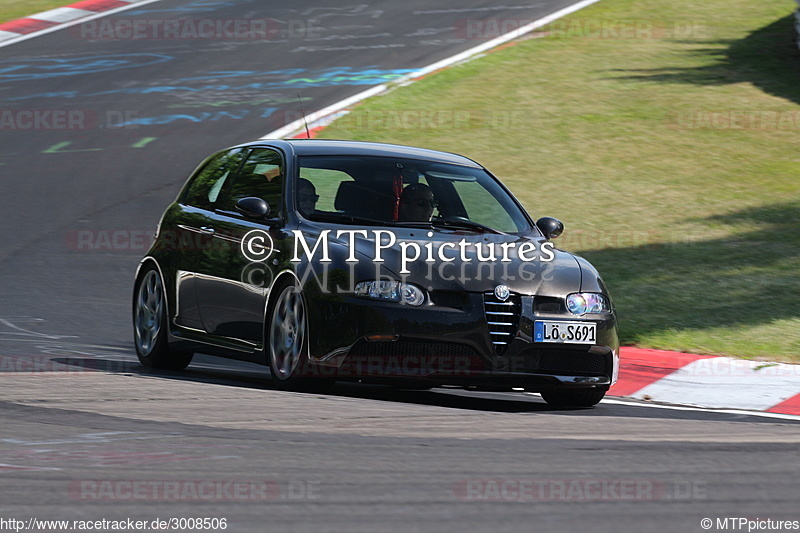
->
[182,148,246,209]
[219,148,284,217]
[298,167,354,214]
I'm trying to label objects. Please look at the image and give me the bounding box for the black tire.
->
[133,266,193,370]
[541,388,606,407]
[266,282,333,391]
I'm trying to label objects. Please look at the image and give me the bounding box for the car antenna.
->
[297,93,311,139]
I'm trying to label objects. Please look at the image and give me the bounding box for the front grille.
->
[483,291,521,355]
[345,339,487,376]
[509,349,608,376]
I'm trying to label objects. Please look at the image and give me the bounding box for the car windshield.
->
[296,155,532,234]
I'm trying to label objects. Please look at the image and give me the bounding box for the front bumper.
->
[304,290,619,390]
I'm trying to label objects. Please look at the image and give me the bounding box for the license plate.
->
[534,321,596,344]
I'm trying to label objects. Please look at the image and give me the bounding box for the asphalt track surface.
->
[0,1,799,531]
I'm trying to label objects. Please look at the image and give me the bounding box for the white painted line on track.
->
[261,0,605,139]
[0,0,166,49]
[600,397,800,422]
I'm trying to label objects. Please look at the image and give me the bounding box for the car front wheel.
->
[133,266,193,370]
[267,283,332,391]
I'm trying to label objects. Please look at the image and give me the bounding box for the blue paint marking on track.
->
[7,67,417,100]
[174,68,307,82]
[0,54,173,82]
[126,0,242,15]
[110,107,277,127]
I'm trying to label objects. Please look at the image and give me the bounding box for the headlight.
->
[355,281,426,306]
[566,293,609,315]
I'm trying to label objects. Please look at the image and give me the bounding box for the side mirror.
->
[235,197,270,219]
[536,216,564,240]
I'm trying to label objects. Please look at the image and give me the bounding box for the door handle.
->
[199,226,215,235]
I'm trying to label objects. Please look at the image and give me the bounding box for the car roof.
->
[244,139,484,168]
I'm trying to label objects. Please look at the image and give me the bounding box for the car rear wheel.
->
[541,388,606,407]
[267,283,332,391]
[133,266,193,370]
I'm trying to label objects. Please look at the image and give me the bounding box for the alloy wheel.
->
[269,285,306,380]
[134,269,164,356]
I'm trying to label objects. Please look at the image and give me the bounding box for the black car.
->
[133,139,618,406]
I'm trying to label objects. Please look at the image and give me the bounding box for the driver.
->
[297,178,320,216]
[398,183,437,222]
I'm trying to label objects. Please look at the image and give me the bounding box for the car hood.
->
[298,224,584,297]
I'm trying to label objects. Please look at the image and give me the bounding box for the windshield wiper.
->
[429,218,505,235]
[388,219,504,234]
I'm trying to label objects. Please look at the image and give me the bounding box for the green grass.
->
[319,0,800,362]
[0,0,71,23]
